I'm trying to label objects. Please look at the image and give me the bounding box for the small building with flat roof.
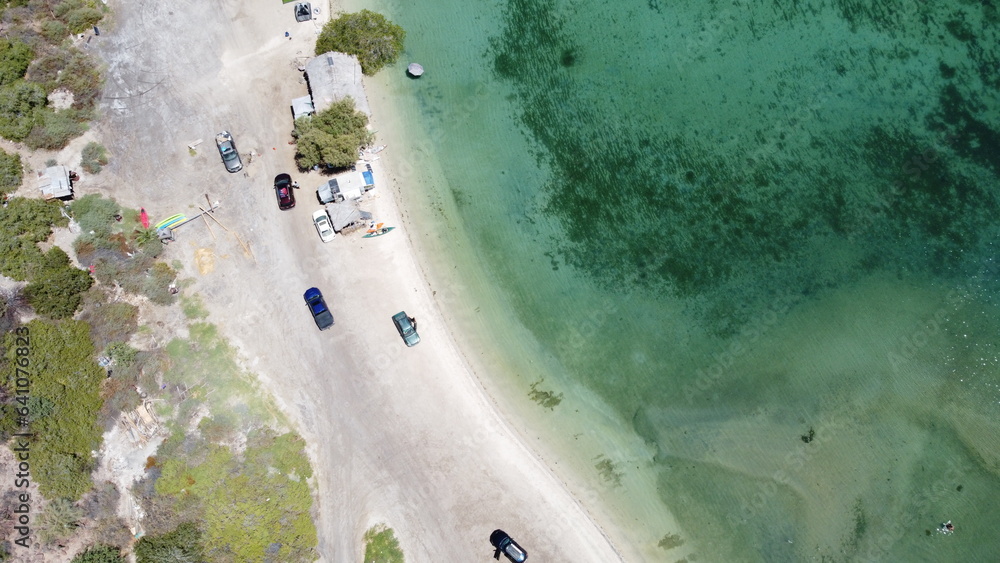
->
[37,166,74,199]
[301,52,370,117]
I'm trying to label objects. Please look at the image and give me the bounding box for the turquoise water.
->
[357,0,1000,559]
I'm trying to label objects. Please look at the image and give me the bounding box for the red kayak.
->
[140,208,150,229]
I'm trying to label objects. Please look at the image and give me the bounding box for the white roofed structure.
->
[37,166,74,199]
[303,52,371,116]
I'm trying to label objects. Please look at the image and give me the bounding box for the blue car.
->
[304,287,334,330]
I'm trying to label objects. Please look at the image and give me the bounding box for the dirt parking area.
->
[89,0,626,561]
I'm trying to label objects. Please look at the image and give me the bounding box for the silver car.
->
[391,311,420,347]
[215,131,243,173]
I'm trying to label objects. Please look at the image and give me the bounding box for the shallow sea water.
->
[353,0,1000,559]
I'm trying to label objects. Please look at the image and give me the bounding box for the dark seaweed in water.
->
[489,0,1000,328]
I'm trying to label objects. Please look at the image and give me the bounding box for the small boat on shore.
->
[363,226,394,238]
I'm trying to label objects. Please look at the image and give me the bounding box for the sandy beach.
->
[85,0,653,560]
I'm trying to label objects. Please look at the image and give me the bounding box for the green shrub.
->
[0,39,32,86]
[3,320,105,500]
[38,497,83,544]
[143,262,177,305]
[71,545,125,563]
[24,246,94,318]
[41,20,70,43]
[181,293,209,319]
[80,142,108,174]
[56,50,103,110]
[98,374,142,422]
[70,194,120,235]
[197,415,235,444]
[0,80,45,142]
[315,10,405,75]
[53,0,80,19]
[0,197,66,280]
[65,7,103,33]
[27,53,64,84]
[80,483,133,549]
[134,522,204,563]
[0,288,29,335]
[89,518,133,551]
[155,433,317,561]
[293,98,372,169]
[137,233,163,259]
[89,251,156,296]
[80,299,138,352]
[363,524,405,563]
[0,196,65,241]
[136,485,199,539]
[105,341,138,366]
[0,149,22,193]
[25,107,88,150]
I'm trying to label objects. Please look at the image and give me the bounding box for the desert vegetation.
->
[363,524,405,563]
[315,10,405,75]
[2,320,105,500]
[79,142,109,174]
[0,196,94,318]
[0,149,22,193]
[0,190,318,559]
[292,98,372,170]
[0,0,106,148]
[70,194,176,305]
[129,323,318,561]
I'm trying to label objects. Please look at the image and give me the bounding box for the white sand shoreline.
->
[88,0,683,558]
[358,68,691,561]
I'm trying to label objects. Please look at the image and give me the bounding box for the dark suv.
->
[274,173,295,209]
[303,287,333,330]
[490,530,527,562]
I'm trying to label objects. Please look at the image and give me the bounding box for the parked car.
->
[274,173,295,210]
[294,1,312,21]
[215,131,243,173]
[490,530,527,562]
[304,287,334,330]
[391,311,420,347]
[312,209,335,242]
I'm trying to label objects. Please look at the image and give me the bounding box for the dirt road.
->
[93,0,625,560]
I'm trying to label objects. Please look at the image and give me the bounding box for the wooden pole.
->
[204,210,254,261]
[198,206,216,240]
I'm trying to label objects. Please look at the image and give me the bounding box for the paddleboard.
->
[154,214,184,230]
[159,216,186,230]
[362,227,395,238]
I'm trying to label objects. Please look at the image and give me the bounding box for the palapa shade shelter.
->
[303,52,371,116]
